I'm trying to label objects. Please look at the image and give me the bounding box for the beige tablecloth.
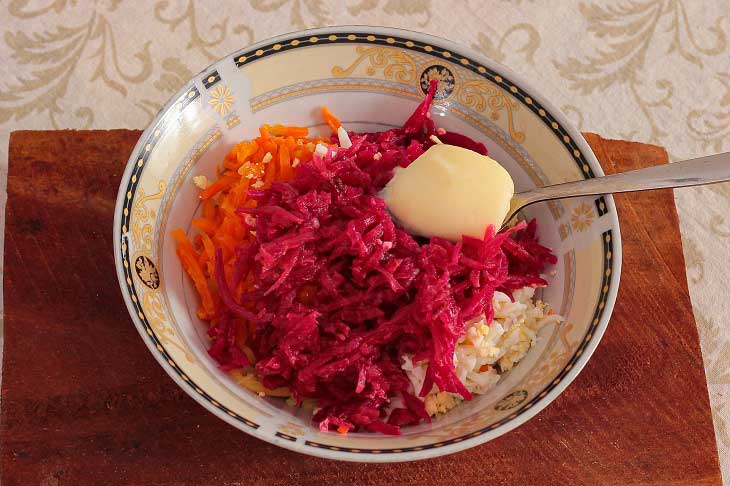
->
[1,0,728,479]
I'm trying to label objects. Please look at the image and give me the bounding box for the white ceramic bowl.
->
[113,26,621,462]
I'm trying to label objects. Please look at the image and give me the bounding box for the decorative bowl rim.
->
[112,25,622,462]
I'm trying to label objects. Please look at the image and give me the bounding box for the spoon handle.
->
[515,151,730,208]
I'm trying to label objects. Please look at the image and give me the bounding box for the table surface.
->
[1,129,721,485]
[0,3,728,481]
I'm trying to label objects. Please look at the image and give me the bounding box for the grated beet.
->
[209,80,556,434]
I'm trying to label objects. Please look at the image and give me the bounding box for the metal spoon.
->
[502,152,730,229]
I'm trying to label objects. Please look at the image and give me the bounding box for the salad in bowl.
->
[114,26,620,461]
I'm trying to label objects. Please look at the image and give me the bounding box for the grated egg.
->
[402,286,563,416]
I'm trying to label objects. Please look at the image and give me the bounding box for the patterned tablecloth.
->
[0,0,728,479]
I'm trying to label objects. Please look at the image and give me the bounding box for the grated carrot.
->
[200,173,238,201]
[278,143,292,181]
[192,217,218,235]
[263,124,309,138]
[171,123,327,382]
[321,106,341,132]
[171,228,216,319]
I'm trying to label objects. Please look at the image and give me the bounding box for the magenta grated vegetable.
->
[211,80,556,434]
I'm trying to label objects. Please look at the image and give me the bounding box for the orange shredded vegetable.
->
[172,123,327,375]
[321,106,341,132]
[171,228,216,319]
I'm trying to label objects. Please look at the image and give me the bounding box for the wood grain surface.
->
[1,130,721,485]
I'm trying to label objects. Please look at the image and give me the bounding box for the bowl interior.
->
[115,26,619,461]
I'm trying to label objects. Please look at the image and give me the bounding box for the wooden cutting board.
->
[2,130,721,485]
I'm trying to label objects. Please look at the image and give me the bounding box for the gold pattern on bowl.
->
[113,27,621,462]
